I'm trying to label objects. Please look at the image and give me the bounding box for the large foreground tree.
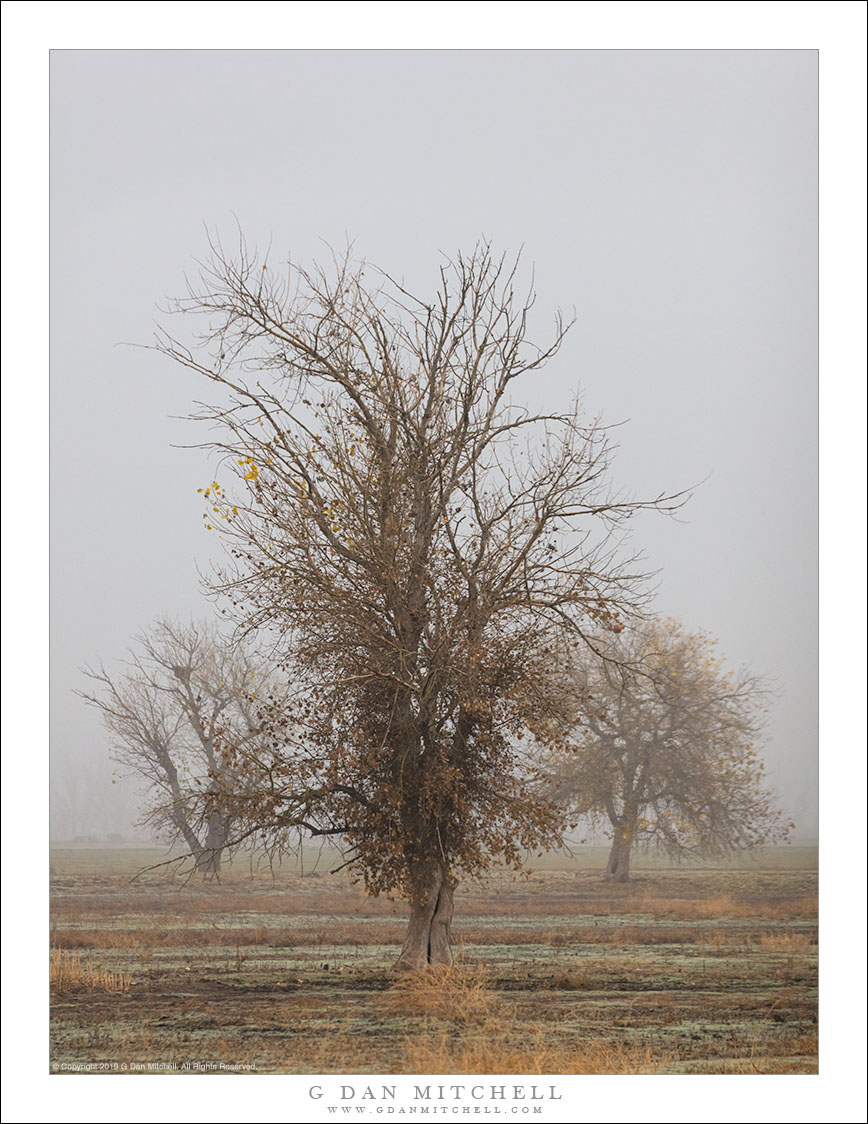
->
[546,617,793,882]
[153,237,683,967]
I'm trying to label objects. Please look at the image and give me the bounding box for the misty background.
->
[49,49,817,843]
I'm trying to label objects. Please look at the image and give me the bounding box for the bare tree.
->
[546,616,793,882]
[152,235,685,966]
[79,618,288,876]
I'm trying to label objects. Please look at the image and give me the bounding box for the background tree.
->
[546,616,792,882]
[152,237,684,967]
[79,618,288,876]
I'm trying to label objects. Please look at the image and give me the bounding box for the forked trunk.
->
[393,866,457,971]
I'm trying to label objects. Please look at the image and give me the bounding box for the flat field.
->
[49,846,817,1075]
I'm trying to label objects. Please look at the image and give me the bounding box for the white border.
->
[2,4,865,1123]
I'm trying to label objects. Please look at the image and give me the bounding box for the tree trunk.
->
[393,866,457,971]
[193,809,230,877]
[605,836,632,883]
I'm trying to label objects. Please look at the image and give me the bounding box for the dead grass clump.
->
[545,970,595,991]
[381,964,499,1023]
[401,1022,668,1074]
[50,949,131,994]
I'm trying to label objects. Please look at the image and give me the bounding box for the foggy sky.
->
[49,49,818,839]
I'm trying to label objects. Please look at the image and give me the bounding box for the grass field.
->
[49,846,817,1075]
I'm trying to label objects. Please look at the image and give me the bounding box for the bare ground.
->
[49,846,818,1075]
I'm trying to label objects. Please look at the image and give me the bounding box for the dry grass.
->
[544,969,595,990]
[754,932,817,953]
[378,964,672,1073]
[381,964,500,1022]
[50,921,408,951]
[50,949,131,994]
[49,919,818,954]
[635,893,817,922]
[401,1022,669,1074]
[769,1031,818,1057]
[281,1012,671,1075]
[696,1031,819,1075]
[50,851,818,1076]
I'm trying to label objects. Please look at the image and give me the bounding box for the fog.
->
[49,49,817,842]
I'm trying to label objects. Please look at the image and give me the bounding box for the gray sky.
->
[49,49,818,838]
